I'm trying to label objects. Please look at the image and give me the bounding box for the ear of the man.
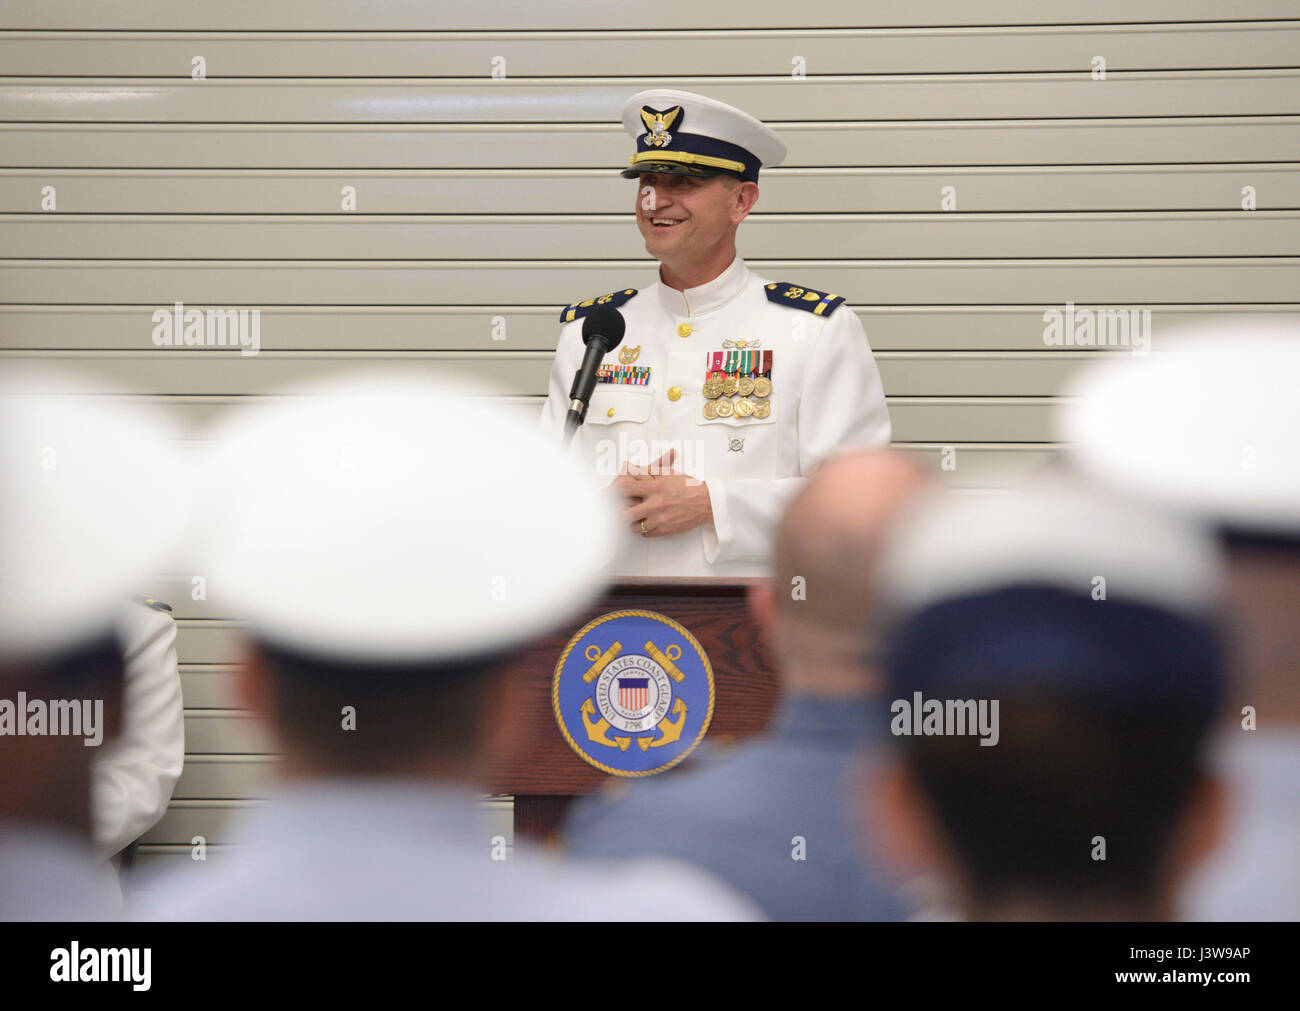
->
[864,756,952,884]
[1167,772,1229,889]
[732,181,760,223]
[236,645,275,723]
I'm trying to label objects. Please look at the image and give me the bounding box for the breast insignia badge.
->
[553,610,715,776]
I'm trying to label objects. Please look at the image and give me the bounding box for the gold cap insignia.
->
[639,106,682,149]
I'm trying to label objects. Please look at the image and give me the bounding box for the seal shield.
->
[553,609,716,776]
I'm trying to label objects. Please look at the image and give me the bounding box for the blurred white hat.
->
[0,367,189,664]
[1059,321,1300,536]
[876,472,1223,622]
[197,370,616,664]
[875,473,1226,710]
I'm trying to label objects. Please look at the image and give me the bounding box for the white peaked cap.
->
[1059,322,1300,535]
[197,371,617,664]
[0,368,190,663]
[621,89,787,177]
[875,472,1223,620]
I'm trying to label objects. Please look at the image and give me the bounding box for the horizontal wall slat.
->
[4,305,1294,352]
[5,212,1298,258]
[68,395,1054,443]
[7,1,1300,30]
[138,801,258,845]
[0,349,1207,398]
[2,260,1295,304]
[6,119,1297,168]
[174,626,245,670]
[5,74,1299,123]
[4,24,1299,76]
[178,665,240,708]
[184,710,270,754]
[4,166,1296,214]
[172,756,278,799]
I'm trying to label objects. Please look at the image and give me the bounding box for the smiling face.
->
[633,172,759,281]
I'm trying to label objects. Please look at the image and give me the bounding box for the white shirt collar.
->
[655,254,751,318]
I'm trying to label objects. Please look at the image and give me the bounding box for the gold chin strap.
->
[628,150,747,174]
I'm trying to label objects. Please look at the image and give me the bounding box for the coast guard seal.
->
[553,610,715,776]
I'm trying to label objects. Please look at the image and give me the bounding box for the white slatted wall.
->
[1,2,1297,877]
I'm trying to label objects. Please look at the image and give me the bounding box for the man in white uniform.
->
[1061,325,1300,921]
[0,378,188,920]
[541,89,891,577]
[135,372,757,921]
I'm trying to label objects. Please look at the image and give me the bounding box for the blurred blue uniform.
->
[563,694,906,921]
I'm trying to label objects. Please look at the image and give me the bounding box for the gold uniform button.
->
[667,385,682,402]
[677,323,692,338]
[606,407,616,417]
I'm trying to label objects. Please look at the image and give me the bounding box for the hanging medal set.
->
[702,348,773,420]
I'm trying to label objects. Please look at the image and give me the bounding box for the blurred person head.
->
[0,373,187,919]
[866,475,1228,920]
[748,449,929,698]
[198,372,616,784]
[0,376,186,834]
[1061,325,1300,725]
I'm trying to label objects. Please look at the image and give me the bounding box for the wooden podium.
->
[486,578,781,841]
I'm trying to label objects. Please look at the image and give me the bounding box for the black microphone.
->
[562,306,626,444]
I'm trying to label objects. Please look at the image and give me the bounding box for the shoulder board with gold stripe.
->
[764,282,845,317]
[559,288,638,324]
[139,595,173,612]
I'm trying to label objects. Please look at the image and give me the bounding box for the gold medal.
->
[702,400,718,420]
[715,398,734,418]
[703,378,722,399]
[738,376,755,397]
[754,400,771,419]
[734,397,755,418]
[753,376,772,398]
[722,376,739,397]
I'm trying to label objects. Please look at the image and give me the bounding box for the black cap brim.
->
[620,161,724,180]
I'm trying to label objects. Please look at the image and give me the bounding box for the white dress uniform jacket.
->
[132,780,760,921]
[542,255,891,577]
[92,599,185,858]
